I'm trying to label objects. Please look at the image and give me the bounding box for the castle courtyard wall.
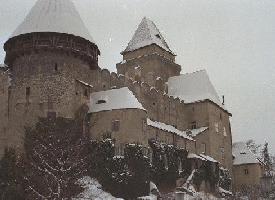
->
[88,109,148,149]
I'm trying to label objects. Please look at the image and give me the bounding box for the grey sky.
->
[0,0,275,153]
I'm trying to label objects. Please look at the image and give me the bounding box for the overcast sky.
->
[0,0,275,154]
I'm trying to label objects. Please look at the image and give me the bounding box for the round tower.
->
[3,0,100,151]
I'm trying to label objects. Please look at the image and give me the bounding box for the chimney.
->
[222,95,225,105]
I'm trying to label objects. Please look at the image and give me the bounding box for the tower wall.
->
[4,33,100,152]
[0,68,9,157]
[117,45,181,87]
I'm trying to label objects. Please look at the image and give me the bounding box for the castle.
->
[0,0,233,177]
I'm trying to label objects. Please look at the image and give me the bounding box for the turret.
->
[4,0,100,71]
[2,0,100,153]
[117,17,181,88]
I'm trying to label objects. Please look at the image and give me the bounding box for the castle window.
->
[220,147,225,160]
[215,122,219,133]
[26,87,31,102]
[223,127,227,136]
[54,63,58,71]
[112,120,120,132]
[152,102,156,106]
[244,169,249,175]
[201,143,206,154]
[191,121,197,129]
[26,87,31,96]
[155,34,161,39]
[96,100,106,104]
[84,89,88,97]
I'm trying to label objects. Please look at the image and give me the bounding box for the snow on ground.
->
[73,176,124,200]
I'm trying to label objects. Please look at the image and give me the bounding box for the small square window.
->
[244,169,249,175]
[112,120,120,132]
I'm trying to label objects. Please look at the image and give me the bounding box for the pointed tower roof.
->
[122,17,174,55]
[11,0,95,43]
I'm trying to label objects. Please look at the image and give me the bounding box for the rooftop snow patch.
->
[10,0,95,43]
[232,142,260,165]
[168,70,224,109]
[89,87,145,113]
[188,127,208,137]
[188,153,219,163]
[147,118,194,141]
[122,17,174,55]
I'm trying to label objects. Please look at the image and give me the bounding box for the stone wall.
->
[233,163,263,191]
[184,101,232,170]
[0,68,9,157]
[88,109,148,149]
[117,45,181,87]
[5,50,96,153]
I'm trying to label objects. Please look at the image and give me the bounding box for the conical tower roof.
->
[11,0,95,43]
[122,17,174,55]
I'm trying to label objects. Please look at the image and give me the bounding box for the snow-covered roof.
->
[168,70,224,109]
[188,127,208,137]
[199,154,219,163]
[147,119,194,141]
[232,142,260,166]
[89,87,145,113]
[188,153,205,160]
[187,153,219,163]
[10,0,95,43]
[122,17,174,55]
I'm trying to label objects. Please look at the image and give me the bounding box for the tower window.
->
[26,87,31,97]
[54,63,58,71]
[244,169,249,175]
[96,100,106,104]
[84,89,88,97]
